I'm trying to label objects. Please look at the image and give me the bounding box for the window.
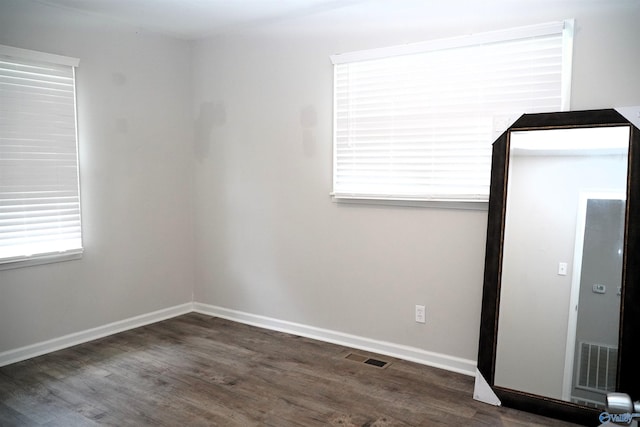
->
[0,45,82,268]
[331,20,574,205]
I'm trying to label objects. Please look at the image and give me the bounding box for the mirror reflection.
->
[494,126,630,408]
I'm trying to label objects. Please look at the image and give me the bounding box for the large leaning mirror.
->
[476,109,640,426]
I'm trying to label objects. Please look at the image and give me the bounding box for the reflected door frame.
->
[562,192,626,401]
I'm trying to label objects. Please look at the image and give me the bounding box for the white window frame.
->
[0,45,83,270]
[330,20,574,209]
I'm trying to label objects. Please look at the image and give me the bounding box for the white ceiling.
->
[34,0,366,40]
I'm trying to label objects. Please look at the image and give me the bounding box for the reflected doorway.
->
[564,196,625,408]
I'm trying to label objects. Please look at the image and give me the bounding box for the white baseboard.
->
[0,302,193,367]
[0,301,477,377]
[193,302,476,377]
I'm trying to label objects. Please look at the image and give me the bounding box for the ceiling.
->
[34,0,366,40]
[30,0,639,42]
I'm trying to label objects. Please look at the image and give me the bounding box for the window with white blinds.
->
[0,45,82,267]
[331,20,573,204]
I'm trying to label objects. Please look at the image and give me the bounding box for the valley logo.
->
[599,411,640,424]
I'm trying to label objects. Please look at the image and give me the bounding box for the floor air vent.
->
[345,352,390,369]
[577,342,617,393]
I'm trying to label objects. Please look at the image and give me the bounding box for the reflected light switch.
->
[558,262,568,276]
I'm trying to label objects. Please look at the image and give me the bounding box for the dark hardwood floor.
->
[0,313,583,426]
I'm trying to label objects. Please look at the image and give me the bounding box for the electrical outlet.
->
[558,262,568,276]
[415,305,426,323]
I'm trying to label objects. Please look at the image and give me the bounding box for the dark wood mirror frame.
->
[477,109,640,426]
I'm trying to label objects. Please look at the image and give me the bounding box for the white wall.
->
[0,0,195,352]
[1,0,639,374]
[191,0,640,365]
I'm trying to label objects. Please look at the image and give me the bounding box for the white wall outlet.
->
[415,305,426,323]
[558,262,568,276]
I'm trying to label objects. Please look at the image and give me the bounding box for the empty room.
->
[1,0,639,425]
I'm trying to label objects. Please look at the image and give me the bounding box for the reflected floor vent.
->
[571,397,605,409]
[577,342,617,393]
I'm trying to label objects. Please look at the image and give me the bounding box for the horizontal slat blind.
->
[332,21,572,202]
[0,46,82,263]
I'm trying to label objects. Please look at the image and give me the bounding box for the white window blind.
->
[0,45,82,266]
[331,20,573,204]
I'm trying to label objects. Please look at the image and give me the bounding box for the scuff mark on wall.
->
[115,118,129,134]
[300,105,317,157]
[112,72,127,86]
[111,72,131,137]
[194,102,226,160]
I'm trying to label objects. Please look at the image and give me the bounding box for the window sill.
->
[0,250,84,271]
[331,195,488,211]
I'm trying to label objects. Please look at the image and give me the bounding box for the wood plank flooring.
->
[0,313,583,426]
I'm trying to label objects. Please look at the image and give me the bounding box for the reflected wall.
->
[494,126,629,406]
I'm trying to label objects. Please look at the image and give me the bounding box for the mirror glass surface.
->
[494,125,630,408]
